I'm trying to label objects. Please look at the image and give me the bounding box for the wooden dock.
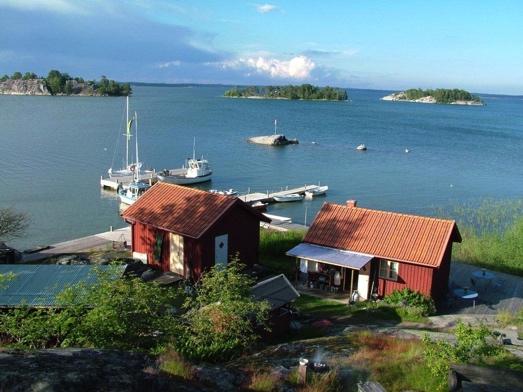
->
[100,171,157,191]
[238,184,320,204]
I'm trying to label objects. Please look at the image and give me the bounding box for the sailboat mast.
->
[125,96,130,169]
[274,119,277,135]
[192,137,196,160]
[134,112,139,181]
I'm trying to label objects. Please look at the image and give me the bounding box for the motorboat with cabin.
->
[157,139,212,185]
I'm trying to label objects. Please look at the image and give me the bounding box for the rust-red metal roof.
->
[122,182,269,239]
[304,202,461,268]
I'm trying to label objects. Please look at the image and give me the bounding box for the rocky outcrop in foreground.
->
[0,349,198,392]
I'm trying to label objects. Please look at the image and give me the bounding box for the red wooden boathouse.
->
[122,183,270,280]
[287,200,461,300]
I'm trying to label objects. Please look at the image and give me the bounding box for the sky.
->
[0,0,522,94]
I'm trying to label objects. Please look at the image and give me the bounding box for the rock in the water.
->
[248,134,299,146]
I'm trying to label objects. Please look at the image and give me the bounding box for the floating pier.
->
[100,171,158,191]
[238,184,321,204]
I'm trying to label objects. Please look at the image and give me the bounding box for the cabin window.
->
[379,260,399,281]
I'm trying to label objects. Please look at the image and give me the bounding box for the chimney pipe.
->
[346,200,357,208]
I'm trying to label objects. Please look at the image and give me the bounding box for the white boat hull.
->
[273,194,304,202]
[118,194,137,205]
[158,172,212,185]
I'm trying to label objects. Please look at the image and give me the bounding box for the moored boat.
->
[118,180,150,205]
[356,144,367,151]
[117,112,151,205]
[108,96,145,177]
[157,139,213,185]
[305,185,329,198]
[273,193,304,202]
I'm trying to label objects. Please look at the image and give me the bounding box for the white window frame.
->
[379,260,399,281]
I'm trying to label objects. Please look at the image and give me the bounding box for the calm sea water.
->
[1,86,522,249]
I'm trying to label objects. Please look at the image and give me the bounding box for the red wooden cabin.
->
[122,183,270,280]
[287,200,461,301]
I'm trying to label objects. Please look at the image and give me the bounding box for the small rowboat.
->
[356,144,367,151]
[273,193,304,203]
[305,185,329,198]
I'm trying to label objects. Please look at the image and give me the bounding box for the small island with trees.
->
[0,70,131,96]
[224,84,348,101]
[381,88,483,105]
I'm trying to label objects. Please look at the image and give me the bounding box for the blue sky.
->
[1,0,522,94]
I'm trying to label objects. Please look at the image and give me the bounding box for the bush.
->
[0,267,182,352]
[383,288,436,317]
[423,322,501,388]
[174,261,271,361]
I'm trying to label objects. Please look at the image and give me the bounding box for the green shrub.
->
[174,261,271,361]
[423,322,501,388]
[0,267,182,352]
[383,288,436,317]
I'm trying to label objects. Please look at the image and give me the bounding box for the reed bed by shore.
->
[441,199,523,276]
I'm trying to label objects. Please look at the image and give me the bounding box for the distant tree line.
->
[0,70,131,96]
[224,84,348,101]
[404,88,481,103]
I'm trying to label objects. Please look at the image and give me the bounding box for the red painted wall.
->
[373,258,435,298]
[431,242,453,300]
[185,203,261,281]
[131,222,170,272]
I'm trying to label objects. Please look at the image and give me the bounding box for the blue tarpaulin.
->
[286,243,373,270]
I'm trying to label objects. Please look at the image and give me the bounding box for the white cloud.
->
[256,3,277,14]
[0,0,86,14]
[221,55,316,79]
[157,60,182,69]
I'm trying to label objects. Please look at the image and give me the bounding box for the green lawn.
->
[294,294,408,324]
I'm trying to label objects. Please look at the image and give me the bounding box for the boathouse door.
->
[215,234,228,267]
[169,233,184,275]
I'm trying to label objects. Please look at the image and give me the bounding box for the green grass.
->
[294,294,407,324]
[159,350,194,380]
[347,331,444,392]
[259,229,305,276]
[248,372,279,392]
[437,199,523,276]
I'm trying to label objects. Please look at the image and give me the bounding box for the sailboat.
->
[157,138,212,185]
[108,96,144,177]
[118,112,151,205]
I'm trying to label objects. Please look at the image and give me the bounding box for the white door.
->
[357,261,371,300]
[214,234,228,267]
[169,233,184,275]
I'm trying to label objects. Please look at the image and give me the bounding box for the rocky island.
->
[381,88,483,105]
[224,84,348,101]
[0,70,131,96]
